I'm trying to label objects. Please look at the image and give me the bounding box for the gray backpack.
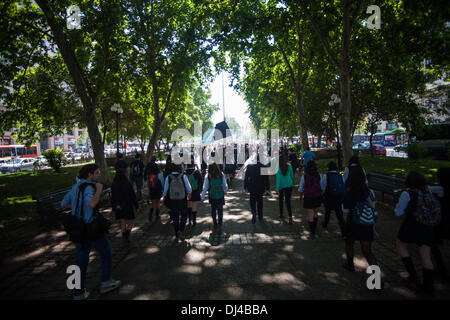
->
[169,174,186,200]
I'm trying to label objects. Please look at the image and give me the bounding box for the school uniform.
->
[201,173,228,226]
[395,189,435,247]
[276,164,294,218]
[298,174,325,209]
[429,186,450,244]
[186,168,203,202]
[343,186,374,241]
[322,171,345,235]
[244,163,270,221]
[147,173,165,200]
[111,180,139,220]
[163,172,192,237]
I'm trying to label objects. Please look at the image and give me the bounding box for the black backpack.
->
[63,183,110,243]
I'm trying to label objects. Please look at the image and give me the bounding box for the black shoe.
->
[251,216,256,224]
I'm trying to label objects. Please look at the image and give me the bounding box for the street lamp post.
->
[110,103,123,157]
[329,95,343,170]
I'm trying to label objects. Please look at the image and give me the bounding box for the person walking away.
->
[341,166,379,282]
[343,155,367,185]
[301,147,315,169]
[163,163,192,241]
[395,171,442,295]
[145,162,164,221]
[276,154,294,224]
[111,169,138,244]
[186,164,203,226]
[244,157,270,224]
[144,155,158,203]
[298,161,324,238]
[61,164,121,300]
[288,148,300,177]
[201,163,228,233]
[429,167,450,281]
[114,153,128,171]
[322,161,346,237]
[129,154,145,201]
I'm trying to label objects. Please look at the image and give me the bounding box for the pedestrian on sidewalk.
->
[298,160,324,237]
[129,154,145,201]
[163,163,192,241]
[429,167,450,282]
[112,168,138,244]
[145,160,164,221]
[301,147,315,169]
[276,153,294,224]
[321,161,346,237]
[244,156,270,224]
[114,153,128,171]
[61,164,121,300]
[395,171,441,295]
[343,155,368,185]
[342,165,378,274]
[201,162,228,232]
[288,147,300,176]
[186,162,203,226]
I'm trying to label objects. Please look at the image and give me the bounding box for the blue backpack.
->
[326,172,345,200]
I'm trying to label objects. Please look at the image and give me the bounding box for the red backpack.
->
[148,174,158,188]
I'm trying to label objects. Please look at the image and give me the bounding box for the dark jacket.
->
[244,163,270,195]
[129,159,145,178]
[144,161,159,181]
[111,180,138,215]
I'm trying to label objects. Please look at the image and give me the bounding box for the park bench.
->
[366,171,405,201]
[33,186,111,225]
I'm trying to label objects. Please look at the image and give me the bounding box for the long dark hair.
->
[279,153,288,176]
[149,163,160,175]
[347,165,366,190]
[208,162,222,180]
[305,160,319,178]
[405,171,427,193]
[348,155,360,167]
[113,169,129,184]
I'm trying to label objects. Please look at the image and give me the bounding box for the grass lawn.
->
[0,163,115,228]
[316,154,450,183]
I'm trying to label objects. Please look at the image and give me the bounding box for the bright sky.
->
[208,71,251,130]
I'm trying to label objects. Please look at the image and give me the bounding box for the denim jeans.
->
[74,234,112,296]
[129,176,143,200]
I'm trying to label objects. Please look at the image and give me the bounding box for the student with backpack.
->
[343,155,368,185]
[276,153,294,224]
[395,171,441,294]
[342,165,379,276]
[145,161,165,221]
[61,164,120,300]
[298,161,324,237]
[186,163,203,226]
[244,157,270,224]
[321,161,346,237]
[111,169,139,244]
[163,163,192,241]
[201,162,228,232]
[129,154,145,201]
[429,167,450,281]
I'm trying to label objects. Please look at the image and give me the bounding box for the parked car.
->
[394,143,408,152]
[352,142,370,151]
[1,158,35,173]
[361,144,386,156]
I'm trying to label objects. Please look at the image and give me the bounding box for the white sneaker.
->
[73,291,90,300]
[100,279,121,294]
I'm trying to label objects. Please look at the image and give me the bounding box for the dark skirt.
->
[398,217,435,247]
[148,188,163,200]
[303,196,322,209]
[345,214,374,242]
[209,197,225,206]
[189,190,201,202]
[115,208,135,220]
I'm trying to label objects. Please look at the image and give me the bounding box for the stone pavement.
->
[1,176,449,300]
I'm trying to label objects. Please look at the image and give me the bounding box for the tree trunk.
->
[296,87,309,151]
[339,1,353,167]
[317,134,322,148]
[36,0,111,185]
[145,119,162,163]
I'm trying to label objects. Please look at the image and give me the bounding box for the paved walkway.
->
[1,176,449,300]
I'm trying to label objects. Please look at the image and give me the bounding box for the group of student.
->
[65,150,449,299]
